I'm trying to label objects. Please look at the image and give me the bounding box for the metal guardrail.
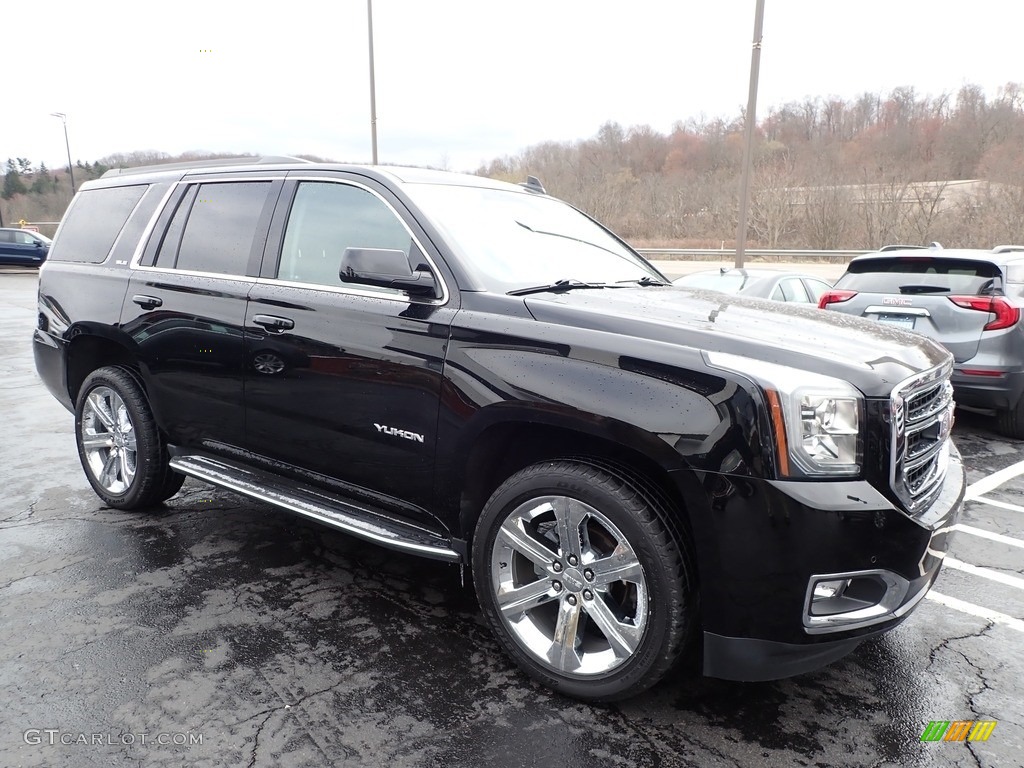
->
[635,248,870,263]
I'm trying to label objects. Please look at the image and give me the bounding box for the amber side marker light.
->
[764,389,790,476]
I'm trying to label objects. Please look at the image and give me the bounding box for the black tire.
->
[472,460,693,702]
[74,366,176,510]
[996,397,1024,440]
[159,466,186,502]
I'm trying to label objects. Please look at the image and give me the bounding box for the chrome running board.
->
[169,454,461,563]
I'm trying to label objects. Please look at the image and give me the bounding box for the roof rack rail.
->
[878,244,928,252]
[993,245,1024,254]
[101,155,313,178]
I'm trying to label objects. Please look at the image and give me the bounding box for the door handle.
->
[132,294,163,310]
[252,314,295,333]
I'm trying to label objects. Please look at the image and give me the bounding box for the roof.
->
[852,247,1024,264]
[89,156,522,194]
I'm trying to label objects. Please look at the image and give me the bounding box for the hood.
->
[523,286,951,397]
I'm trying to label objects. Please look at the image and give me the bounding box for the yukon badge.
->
[374,423,425,443]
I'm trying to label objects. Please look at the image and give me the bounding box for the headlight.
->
[707,352,863,478]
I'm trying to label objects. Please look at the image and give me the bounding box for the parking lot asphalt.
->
[1,268,1021,767]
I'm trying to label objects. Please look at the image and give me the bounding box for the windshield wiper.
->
[899,285,951,294]
[508,279,609,297]
[616,276,669,287]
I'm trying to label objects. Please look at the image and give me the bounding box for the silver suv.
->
[820,245,1024,438]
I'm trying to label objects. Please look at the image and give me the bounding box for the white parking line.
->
[952,524,1024,549]
[927,591,1024,633]
[969,496,1024,514]
[943,557,1024,590]
[965,458,1024,500]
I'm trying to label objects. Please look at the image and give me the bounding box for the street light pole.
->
[367,0,379,165]
[734,0,765,269]
[50,112,76,195]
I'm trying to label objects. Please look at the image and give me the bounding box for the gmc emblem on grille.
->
[883,297,913,306]
[938,407,953,442]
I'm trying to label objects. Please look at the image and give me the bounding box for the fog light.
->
[812,579,849,601]
[804,569,912,633]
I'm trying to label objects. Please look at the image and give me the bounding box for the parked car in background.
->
[820,244,1024,437]
[0,228,51,266]
[673,268,832,304]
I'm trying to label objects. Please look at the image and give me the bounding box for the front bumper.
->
[674,442,964,682]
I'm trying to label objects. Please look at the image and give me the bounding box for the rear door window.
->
[172,182,273,275]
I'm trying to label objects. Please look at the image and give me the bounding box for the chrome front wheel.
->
[492,494,648,677]
[473,460,692,701]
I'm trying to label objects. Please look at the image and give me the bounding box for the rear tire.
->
[74,366,176,509]
[471,460,693,701]
[996,396,1024,440]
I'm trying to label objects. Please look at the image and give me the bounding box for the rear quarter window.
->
[835,257,1002,295]
[48,185,148,264]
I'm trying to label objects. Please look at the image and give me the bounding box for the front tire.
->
[472,460,693,701]
[75,366,179,509]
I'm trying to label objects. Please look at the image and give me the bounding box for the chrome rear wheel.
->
[80,386,138,494]
[74,367,183,509]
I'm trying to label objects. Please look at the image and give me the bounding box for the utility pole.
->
[367,0,379,165]
[51,112,76,195]
[734,0,765,269]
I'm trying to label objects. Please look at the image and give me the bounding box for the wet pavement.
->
[1,269,1021,767]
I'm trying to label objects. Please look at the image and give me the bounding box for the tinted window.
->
[836,257,1002,295]
[174,182,271,275]
[154,187,197,268]
[49,185,147,263]
[278,182,411,288]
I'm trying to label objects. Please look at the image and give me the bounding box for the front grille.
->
[906,385,944,422]
[890,363,955,515]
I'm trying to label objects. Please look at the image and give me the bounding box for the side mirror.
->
[339,247,439,298]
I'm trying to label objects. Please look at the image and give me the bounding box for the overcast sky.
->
[7,1,1022,173]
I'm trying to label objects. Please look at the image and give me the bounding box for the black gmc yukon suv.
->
[34,159,964,701]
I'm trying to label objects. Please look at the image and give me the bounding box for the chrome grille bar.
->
[890,362,955,515]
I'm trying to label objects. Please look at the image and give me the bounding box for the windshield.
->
[405,183,663,292]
